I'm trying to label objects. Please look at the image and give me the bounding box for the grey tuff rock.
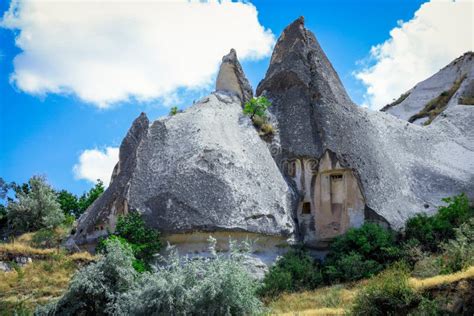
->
[69,17,474,252]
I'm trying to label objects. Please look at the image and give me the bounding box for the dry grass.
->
[270,266,474,315]
[268,283,359,314]
[0,233,96,315]
[408,74,466,125]
[410,266,474,290]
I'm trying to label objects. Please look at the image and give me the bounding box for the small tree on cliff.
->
[243,96,271,120]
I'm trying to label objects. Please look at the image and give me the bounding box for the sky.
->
[0,0,472,195]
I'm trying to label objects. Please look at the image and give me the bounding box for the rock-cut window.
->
[302,202,311,214]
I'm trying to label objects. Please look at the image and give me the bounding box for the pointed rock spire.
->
[215,49,253,103]
[257,16,351,105]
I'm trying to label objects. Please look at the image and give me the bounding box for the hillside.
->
[381,52,474,125]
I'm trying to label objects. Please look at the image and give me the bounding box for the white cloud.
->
[1,0,274,108]
[73,147,119,186]
[355,0,474,109]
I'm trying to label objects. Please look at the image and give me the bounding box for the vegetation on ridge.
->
[409,74,466,125]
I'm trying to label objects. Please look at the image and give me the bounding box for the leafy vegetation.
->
[37,237,263,315]
[169,106,180,116]
[6,176,65,234]
[243,96,275,136]
[351,263,421,315]
[404,193,472,252]
[259,249,323,298]
[97,211,162,271]
[324,223,400,283]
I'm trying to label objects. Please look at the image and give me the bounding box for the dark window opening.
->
[302,202,311,214]
[330,174,343,181]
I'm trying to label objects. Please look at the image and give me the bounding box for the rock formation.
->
[256,17,474,246]
[68,50,295,267]
[381,51,474,125]
[69,17,474,257]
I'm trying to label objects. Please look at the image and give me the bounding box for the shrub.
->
[260,123,275,135]
[259,248,323,298]
[323,223,400,283]
[411,255,443,278]
[116,237,264,315]
[324,252,381,282]
[36,239,138,315]
[97,211,162,271]
[6,176,64,233]
[169,106,179,116]
[439,218,474,273]
[351,263,420,316]
[31,228,64,249]
[404,193,472,252]
[76,180,104,218]
[243,96,271,120]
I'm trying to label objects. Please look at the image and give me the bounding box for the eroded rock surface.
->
[381,52,474,125]
[69,93,295,248]
[257,17,474,242]
[69,17,473,254]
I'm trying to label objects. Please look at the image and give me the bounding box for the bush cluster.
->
[324,223,400,283]
[38,237,263,316]
[243,96,275,136]
[258,249,322,298]
[404,193,472,252]
[259,193,473,299]
[97,211,162,272]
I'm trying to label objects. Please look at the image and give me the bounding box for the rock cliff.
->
[69,17,474,255]
[381,51,474,125]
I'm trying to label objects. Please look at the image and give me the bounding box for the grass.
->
[410,265,474,290]
[269,266,474,315]
[408,74,466,125]
[459,96,474,105]
[381,92,410,111]
[0,233,95,315]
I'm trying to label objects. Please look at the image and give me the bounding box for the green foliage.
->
[439,218,474,273]
[169,106,179,116]
[243,96,271,119]
[56,190,78,216]
[116,237,264,315]
[323,223,400,283]
[36,239,138,315]
[6,176,64,234]
[259,249,323,298]
[404,193,472,252]
[351,263,420,316]
[39,238,263,316]
[31,229,63,249]
[97,211,162,271]
[76,180,104,218]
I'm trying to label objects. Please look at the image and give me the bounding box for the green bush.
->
[6,176,64,234]
[323,223,400,283]
[97,211,162,271]
[259,248,323,298]
[243,96,271,120]
[169,106,179,116]
[116,237,264,315]
[405,193,472,252]
[31,229,63,249]
[351,263,420,316]
[37,239,138,315]
[47,237,263,315]
[439,218,474,273]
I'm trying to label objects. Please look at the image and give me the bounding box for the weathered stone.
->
[382,52,474,125]
[68,91,295,251]
[257,17,474,244]
[69,17,473,255]
[215,49,253,104]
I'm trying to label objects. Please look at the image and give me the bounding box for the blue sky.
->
[0,0,471,195]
